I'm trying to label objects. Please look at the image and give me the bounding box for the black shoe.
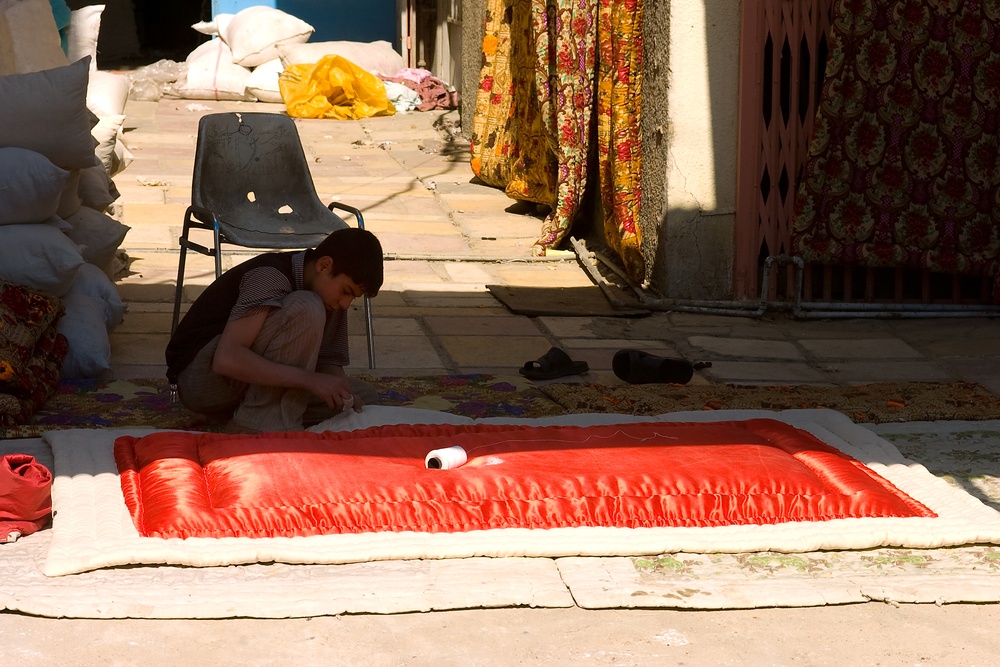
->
[612,349,695,385]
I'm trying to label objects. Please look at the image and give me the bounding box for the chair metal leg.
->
[174,207,224,331]
[213,226,223,279]
[172,234,190,334]
[331,202,376,368]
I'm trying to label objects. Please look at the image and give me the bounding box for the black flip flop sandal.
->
[519,347,590,381]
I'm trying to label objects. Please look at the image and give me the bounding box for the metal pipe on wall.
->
[576,242,1000,320]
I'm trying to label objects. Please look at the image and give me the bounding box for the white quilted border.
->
[43,407,1000,577]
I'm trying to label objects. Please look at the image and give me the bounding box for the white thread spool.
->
[425,445,468,470]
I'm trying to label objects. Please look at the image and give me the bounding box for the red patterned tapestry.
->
[470,0,645,281]
[0,281,68,427]
[792,0,1000,298]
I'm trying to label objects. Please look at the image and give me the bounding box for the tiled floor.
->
[109,98,1000,396]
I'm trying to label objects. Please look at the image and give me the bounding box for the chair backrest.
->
[191,112,331,233]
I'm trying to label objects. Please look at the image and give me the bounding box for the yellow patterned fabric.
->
[470,0,645,282]
[471,0,555,205]
[595,0,644,280]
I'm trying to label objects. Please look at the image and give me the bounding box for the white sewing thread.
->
[424,445,468,470]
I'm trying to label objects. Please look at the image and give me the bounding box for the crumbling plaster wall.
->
[644,0,741,300]
[460,0,485,146]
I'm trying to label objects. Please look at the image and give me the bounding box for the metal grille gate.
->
[735,0,832,303]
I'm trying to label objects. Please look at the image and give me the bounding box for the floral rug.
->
[5,377,1000,440]
[354,373,565,420]
[4,378,206,439]
[0,374,565,439]
[539,381,1000,424]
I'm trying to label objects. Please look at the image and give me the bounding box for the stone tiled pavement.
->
[110,98,1000,396]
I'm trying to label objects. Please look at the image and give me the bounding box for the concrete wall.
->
[644,0,740,299]
[460,0,485,142]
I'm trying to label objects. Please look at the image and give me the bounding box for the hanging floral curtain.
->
[470,0,556,205]
[471,0,646,282]
[595,0,644,280]
[792,0,1000,299]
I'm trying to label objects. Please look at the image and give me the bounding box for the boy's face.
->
[312,258,365,311]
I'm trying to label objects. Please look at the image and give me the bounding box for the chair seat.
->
[217,207,350,249]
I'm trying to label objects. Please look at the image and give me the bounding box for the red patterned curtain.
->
[792,0,1000,299]
[470,0,645,282]
[595,0,644,280]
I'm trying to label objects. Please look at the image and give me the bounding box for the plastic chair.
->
[171,111,376,367]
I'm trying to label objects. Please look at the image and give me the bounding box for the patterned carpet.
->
[0,374,564,439]
[3,376,999,439]
[538,381,1000,424]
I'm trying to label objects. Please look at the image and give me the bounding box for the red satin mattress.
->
[113,420,934,540]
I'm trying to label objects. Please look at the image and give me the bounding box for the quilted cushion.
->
[63,206,130,273]
[65,4,104,71]
[57,291,110,379]
[68,261,125,328]
[86,70,130,117]
[114,420,934,540]
[77,163,118,211]
[90,113,132,177]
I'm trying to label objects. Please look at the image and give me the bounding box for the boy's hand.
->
[307,372,357,412]
[315,364,363,412]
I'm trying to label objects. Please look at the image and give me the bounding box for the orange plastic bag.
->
[278,54,396,120]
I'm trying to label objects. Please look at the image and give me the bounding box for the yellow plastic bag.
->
[278,54,396,120]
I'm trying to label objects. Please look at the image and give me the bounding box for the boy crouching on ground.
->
[166,228,383,433]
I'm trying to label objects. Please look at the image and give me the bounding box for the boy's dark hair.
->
[307,228,384,297]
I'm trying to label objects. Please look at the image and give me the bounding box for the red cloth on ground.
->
[381,75,458,111]
[115,420,934,540]
[0,454,52,541]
